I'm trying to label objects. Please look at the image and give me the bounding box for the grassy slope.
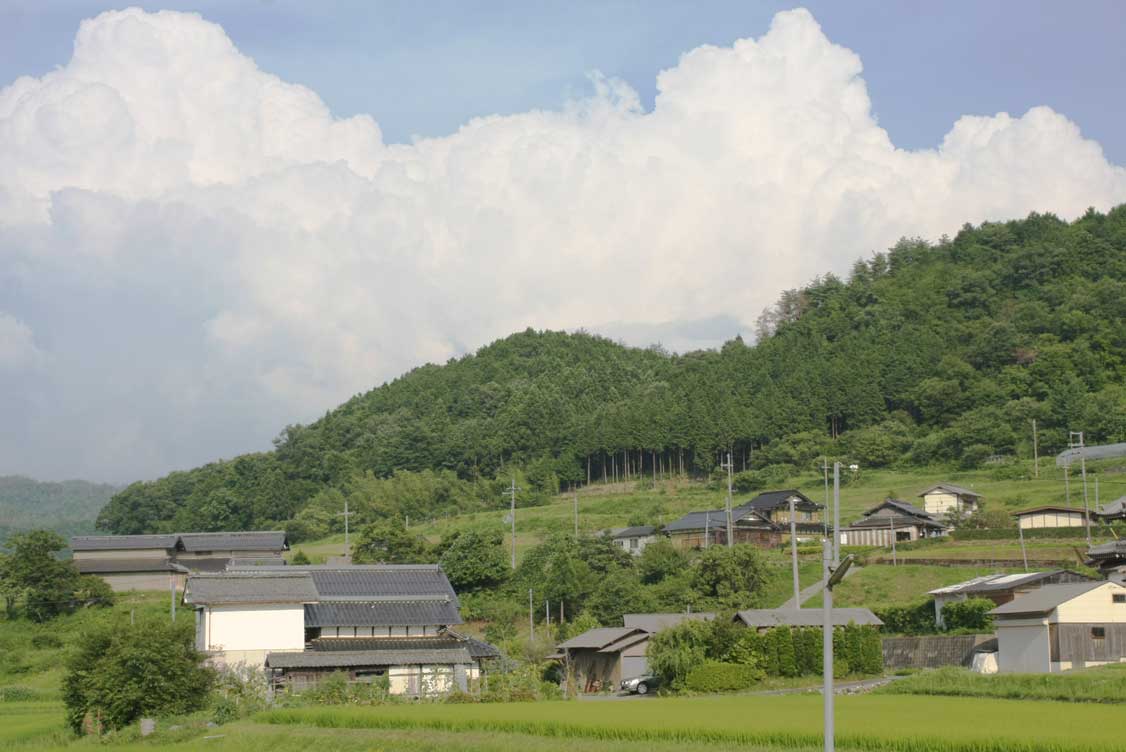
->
[879,664,1126,704]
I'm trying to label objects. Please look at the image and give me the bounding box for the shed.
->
[991,581,1126,673]
[1012,505,1090,530]
[557,627,649,691]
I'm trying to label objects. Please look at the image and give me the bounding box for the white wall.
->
[1053,582,1126,623]
[202,603,306,659]
[922,492,977,517]
[1018,511,1086,529]
[996,622,1051,673]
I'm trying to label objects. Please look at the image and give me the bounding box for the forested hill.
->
[98,207,1126,537]
[0,476,120,546]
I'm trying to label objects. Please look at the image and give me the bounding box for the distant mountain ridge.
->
[0,475,120,546]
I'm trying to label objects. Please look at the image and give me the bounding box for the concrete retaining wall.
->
[882,634,996,669]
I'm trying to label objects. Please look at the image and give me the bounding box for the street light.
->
[822,541,855,752]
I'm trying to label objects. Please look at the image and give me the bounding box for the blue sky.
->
[4,1,1124,161]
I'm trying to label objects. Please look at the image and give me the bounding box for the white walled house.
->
[1013,505,1089,530]
[611,526,658,555]
[991,581,1126,673]
[186,564,499,695]
[918,483,981,518]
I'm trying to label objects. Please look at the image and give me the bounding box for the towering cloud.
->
[1,8,1124,481]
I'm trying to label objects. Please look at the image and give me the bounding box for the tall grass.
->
[878,665,1126,704]
[257,694,1126,752]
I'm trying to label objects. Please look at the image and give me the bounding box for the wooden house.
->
[839,498,947,546]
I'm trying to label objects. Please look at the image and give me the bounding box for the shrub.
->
[31,633,63,649]
[0,685,41,702]
[647,620,711,690]
[875,600,937,635]
[941,598,995,632]
[62,616,213,734]
[684,660,764,693]
[291,549,311,565]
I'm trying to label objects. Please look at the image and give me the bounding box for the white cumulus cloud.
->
[1,7,1124,482]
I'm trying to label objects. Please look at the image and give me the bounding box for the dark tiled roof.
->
[177,557,236,573]
[622,613,716,632]
[557,627,645,650]
[744,490,821,512]
[864,498,934,519]
[990,582,1108,616]
[309,635,500,659]
[230,564,458,603]
[918,483,981,499]
[305,599,462,627]
[266,647,473,669]
[74,558,181,574]
[70,534,179,551]
[178,531,288,552]
[664,508,775,533]
[227,557,288,568]
[1087,540,1126,563]
[612,526,657,538]
[1095,496,1126,519]
[734,608,883,628]
[184,572,317,605]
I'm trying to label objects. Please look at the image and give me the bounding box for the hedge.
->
[685,661,765,692]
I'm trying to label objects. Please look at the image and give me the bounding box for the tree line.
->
[97,207,1126,536]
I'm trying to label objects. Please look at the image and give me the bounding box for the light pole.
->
[822,541,855,752]
[788,494,801,605]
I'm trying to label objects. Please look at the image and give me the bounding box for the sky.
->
[1,2,1125,484]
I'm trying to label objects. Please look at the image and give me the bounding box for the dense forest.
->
[0,476,119,546]
[97,207,1126,539]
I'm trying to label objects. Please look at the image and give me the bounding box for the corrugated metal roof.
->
[990,581,1110,616]
[928,571,1078,596]
[1056,442,1126,467]
[734,608,883,628]
[178,531,288,552]
[184,572,317,605]
[557,627,645,650]
[70,534,179,551]
[621,612,716,632]
[305,599,462,627]
[309,635,500,659]
[266,647,473,669]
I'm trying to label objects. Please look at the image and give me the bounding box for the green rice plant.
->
[878,665,1126,704]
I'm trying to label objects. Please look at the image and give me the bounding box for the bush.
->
[941,598,995,632]
[875,600,936,635]
[646,620,711,690]
[62,616,213,734]
[684,660,764,693]
[0,686,41,702]
[31,633,63,649]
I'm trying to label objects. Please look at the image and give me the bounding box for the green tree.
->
[646,619,711,690]
[351,520,431,564]
[0,530,80,622]
[636,538,686,585]
[692,544,768,609]
[583,570,655,625]
[290,549,311,565]
[62,617,213,734]
[437,529,509,591]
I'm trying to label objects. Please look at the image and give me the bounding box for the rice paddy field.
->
[6,692,1126,752]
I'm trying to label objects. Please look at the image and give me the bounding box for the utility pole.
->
[169,571,177,622]
[337,498,354,556]
[529,588,534,640]
[822,540,834,752]
[1032,419,1039,479]
[888,514,897,566]
[704,508,711,549]
[1072,432,1092,545]
[832,462,841,566]
[1018,522,1029,572]
[573,486,579,537]
[503,477,519,569]
[822,457,830,538]
[721,452,735,548]
[1064,461,1071,507]
[788,495,800,605]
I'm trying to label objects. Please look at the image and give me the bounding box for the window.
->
[630,538,639,549]
[1113,594,1125,604]
[1092,627,1106,639]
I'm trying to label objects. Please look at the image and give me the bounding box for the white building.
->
[184,564,498,695]
[990,581,1126,673]
[918,483,981,518]
[610,526,658,555]
[928,570,1094,628]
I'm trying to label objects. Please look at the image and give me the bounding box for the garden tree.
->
[636,538,687,585]
[0,530,81,622]
[62,617,213,735]
[290,549,311,564]
[692,544,768,610]
[960,503,1015,530]
[351,520,430,564]
[941,598,996,632]
[646,619,711,689]
[94,207,1126,535]
[436,529,509,591]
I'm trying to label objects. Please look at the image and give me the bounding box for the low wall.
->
[882,634,996,670]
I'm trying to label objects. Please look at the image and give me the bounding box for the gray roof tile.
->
[74,558,181,573]
[734,608,883,628]
[621,613,716,632]
[185,572,318,605]
[557,627,645,650]
[70,534,179,551]
[266,647,473,669]
[228,564,457,603]
[178,531,288,552]
[309,635,500,659]
[305,599,462,627]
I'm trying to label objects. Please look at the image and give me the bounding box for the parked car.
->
[620,674,660,695]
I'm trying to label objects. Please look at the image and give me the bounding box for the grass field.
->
[878,664,1126,704]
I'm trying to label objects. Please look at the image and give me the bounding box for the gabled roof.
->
[70,534,180,551]
[864,498,934,520]
[918,483,981,499]
[622,612,716,632]
[664,508,775,533]
[184,572,317,605]
[928,570,1093,596]
[266,647,473,669]
[557,627,646,650]
[734,608,883,628]
[230,564,459,603]
[74,557,184,574]
[990,581,1109,616]
[612,526,657,539]
[1011,505,1090,518]
[178,531,288,552]
[1095,496,1126,519]
[227,557,287,568]
[743,489,821,512]
[305,599,462,627]
[1087,540,1126,563]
